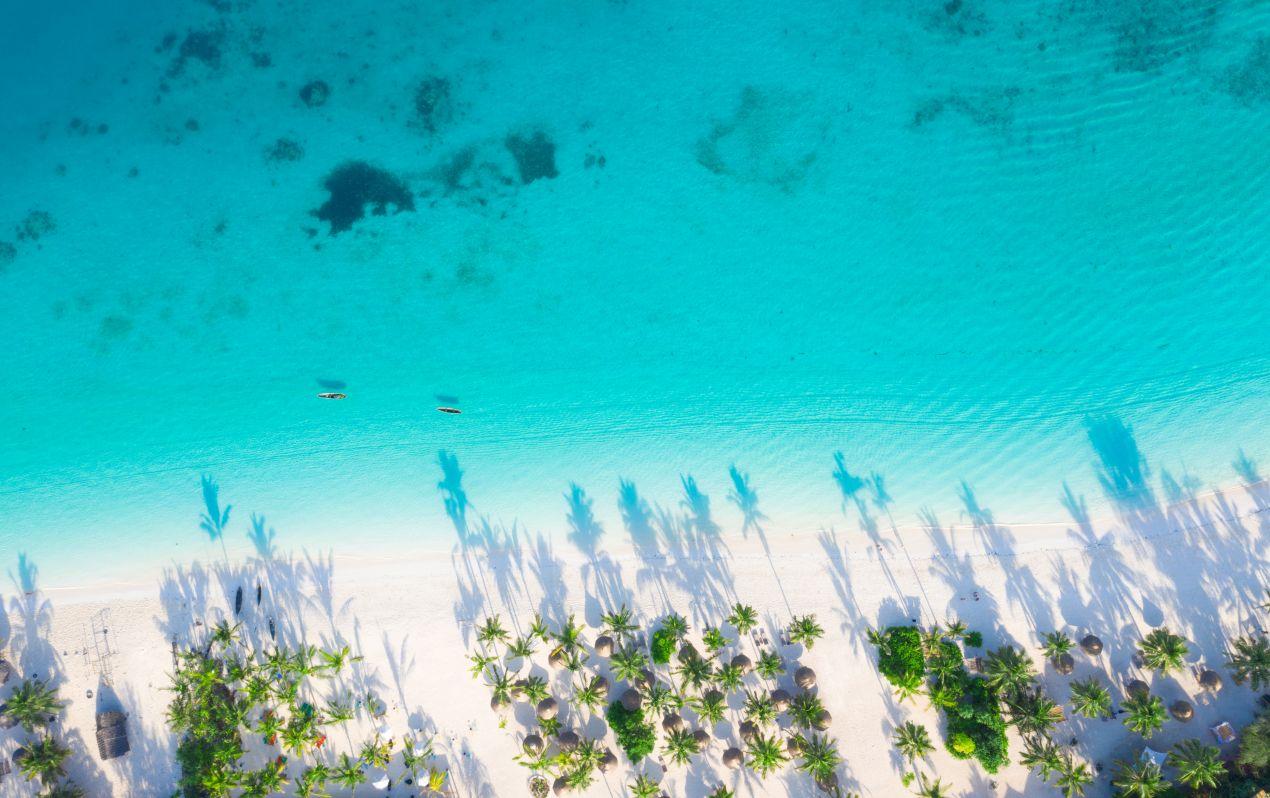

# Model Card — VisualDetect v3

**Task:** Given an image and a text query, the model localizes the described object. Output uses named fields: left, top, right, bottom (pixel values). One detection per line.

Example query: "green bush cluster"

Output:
left=650, top=628, right=677, bottom=665
left=875, top=626, right=924, bottom=689
left=606, top=701, right=656, bottom=763
left=963, top=630, right=983, bottom=648
left=941, top=674, right=1007, bottom=773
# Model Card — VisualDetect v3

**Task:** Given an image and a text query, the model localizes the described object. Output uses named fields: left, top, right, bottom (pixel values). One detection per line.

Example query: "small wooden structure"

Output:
left=96, top=711, right=130, bottom=760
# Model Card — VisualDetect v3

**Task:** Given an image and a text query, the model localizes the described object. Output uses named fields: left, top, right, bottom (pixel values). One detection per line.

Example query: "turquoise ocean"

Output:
left=1, top=0, right=1268, bottom=586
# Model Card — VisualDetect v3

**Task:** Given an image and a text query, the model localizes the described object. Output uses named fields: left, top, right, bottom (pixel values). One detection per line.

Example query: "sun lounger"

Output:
left=1211, top=722, right=1237, bottom=745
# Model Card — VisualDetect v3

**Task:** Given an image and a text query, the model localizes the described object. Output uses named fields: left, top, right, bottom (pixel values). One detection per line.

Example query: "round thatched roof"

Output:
left=771, top=689, right=791, bottom=711
left=621, top=688, right=642, bottom=712
left=592, top=676, right=610, bottom=698
left=0, top=658, right=12, bottom=686
left=1170, top=700, right=1194, bottom=721
left=599, top=749, right=618, bottom=772
left=523, top=734, right=545, bottom=755
left=796, top=666, right=817, bottom=690
left=1054, top=653, right=1075, bottom=675
left=1127, top=679, right=1150, bottom=699
left=663, top=714, right=684, bottom=733
left=731, top=654, right=752, bottom=673
left=692, top=728, right=710, bottom=746
left=490, top=694, right=510, bottom=713
left=1199, top=670, right=1222, bottom=691
left=1080, top=635, right=1103, bottom=656
left=817, top=773, right=839, bottom=792
left=814, top=710, right=833, bottom=731
left=553, top=775, right=570, bottom=795
left=787, top=735, right=803, bottom=754
left=723, top=747, right=743, bottom=768
left=739, top=720, right=758, bottom=742
left=536, top=697, right=558, bottom=719
left=557, top=730, right=580, bottom=750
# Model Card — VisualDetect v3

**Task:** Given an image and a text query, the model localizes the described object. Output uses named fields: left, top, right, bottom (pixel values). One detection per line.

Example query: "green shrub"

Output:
left=949, top=732, right=976, bottom=757
left=875, top=626, right=924, bottom=688
left=943, top=675, right=1007, bottom=773
left=650, top=629, right=676, bottom=665
left=964, top=630, right=983, bottom=648
left=606, top=701, right=655, bottom=763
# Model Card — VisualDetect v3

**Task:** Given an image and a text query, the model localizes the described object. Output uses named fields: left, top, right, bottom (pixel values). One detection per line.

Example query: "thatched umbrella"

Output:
left=814, top=710, right=832, bottom=731
left=692, top=728, right=710, bottom=747
left=96, top=711, right=130, bottom=760
left=621, top=688, right=642, bottom=712
left=592, top=676, right=610, bottom=700
left=1199, top=670, right=1222, bottom=692
left=523, top=734, right=545, bottom=755
left=739, top=720, right=758, bottom=742
left=536, top=697, right=559, bottom=720
left=599, top=749, right=618, bottom=772
left=787, top=736, right=803, bottom=755
left=490, top=694, right=511, bottom=714
left=639, top=669, right=656, bottom=688
left=594, top=635, right=614, bottom=658
left=795, top=667, right=817, bottom=690
left=704, top=688, right=725, bottom=706
left=0, top=706, right=17, bottom=730
left=817, top=773, right=839, bottom=793
left=1080, top=635, right=1103, bottom=656
left=1054, top=653, right=1075, bottom=675
left=1126, top=679, right=1150, bottom=699
left=557, top=730, right=580, bottom=751
left=1170, top=700, right=1194, bottom=722
left=549, top=649, right=568, bottom=668
left=0, top=658, right=12, bottom=685
left=731, top=654, right=753, bottom=674
left=771, top=689, right=791, bottom=713
left=553, top=776, right=570, bottom=795
left=723, top=747, right=743, bottom=769
left=663, top=714, right=684, bottom=733
left=679, top=643, right=698, bottom=662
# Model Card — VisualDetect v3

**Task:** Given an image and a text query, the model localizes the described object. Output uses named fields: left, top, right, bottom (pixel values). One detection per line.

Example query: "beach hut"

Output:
left=787, top=735, right=803, bottom=755
left=723, top=747, right=743, bottom=769
left=1170, top=700, right=1194, bottom=722
left=1199, top=670, right=1223, bottom=692
left=796, top=667, right=817, bottom=690
left=1080, top=635, right=1104, bottom=656
left=553, top=775, right=570, bottom=795
left=96, top=711, right=130, bottom=760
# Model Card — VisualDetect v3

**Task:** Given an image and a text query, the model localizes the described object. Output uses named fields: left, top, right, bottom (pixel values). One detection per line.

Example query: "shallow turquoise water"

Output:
left=1, top=0, right=1268, bottom=584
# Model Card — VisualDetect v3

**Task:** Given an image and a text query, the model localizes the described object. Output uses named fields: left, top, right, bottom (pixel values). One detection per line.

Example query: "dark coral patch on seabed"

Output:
left=505, top=131, right=559, bottom=184
left=313, top=161, right=415, bottom=235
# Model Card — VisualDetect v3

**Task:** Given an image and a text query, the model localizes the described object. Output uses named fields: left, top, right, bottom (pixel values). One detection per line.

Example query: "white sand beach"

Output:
left=2, top=469, right=1266, bottom=797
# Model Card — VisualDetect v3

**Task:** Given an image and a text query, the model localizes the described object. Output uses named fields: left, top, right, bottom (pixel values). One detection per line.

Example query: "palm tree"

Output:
left=4, top=679, right=65, bottom=731
left=789, top=691, right=826, bottom=730
left=254, top=711, right=284, bottom=746
left=728, top=603, right=758, bottom=636
left=39, top=782, right=87, bottom=798
left=17, top=737, right=70, bottom=784
left=692, top=691, right=727, bottom=726
left=529, top=613, right=552, bottom=643
left=1138, top=628, right=1188, bottom=674
left=520, top=675, right=550, bottom=705
left=1171, top=739, right=1225, bottom=792
left=663, top=728, right=700, bottom=766
left=1112, top=758, right=1167, bottom=798
left=707, top=787, right=735, bottom=798
left=945, top=620, right=968, bottom=639
left=913, top=777, right=952, bottom=797
left=1122, top=692, right=1168, bottom=738
left=675, top=655, right=714, bottom=693
left=1068, top=677, right=1111, bottom=719
left=643, top=682, right=682, bottom=717
left=788, top=615, right=825, bottom=650
left=892, top=721, right=933, bottom=764
left=983, top=646, right=1036, bottom=696
left=702, top=627, right=729, bottom=655
left=746, top=732, right=788, bottom=777
left=478, top=615, right=510, bottom=650
left=1054, top=756, right=1093, bottom=798
left=662, top=613, right=689, bottom=640
left=1238, top=711, right=1270, bottom=770
left=715, top=663, right=744, bottom=693
left=296, top=764, right=332, bottom=798
left=1041, top=631, right=1074, bottom=665
left=602, top=605, right=639, bottom=641
left=1018, top=735, right=1063, bottom=780
left=628, top=774, right=661, bottom=798
left=320, top=644, right=361, bottom=674
left=359, top=736, right=393, bottom=770
left=553, top=615, right=585, bottom=659
left=1007, top=688, right=1064, bottom=736
left=755, top=650, right=784, bottom=680
left=508, top=635, right=536, bottom=660
left=467, top=652, right=497, bottom=680
left=610, top=647, right=649, bottom=683
left=575, top=676, right=608, bottom=714
left=325, top=698, right=355, bottom=723
left=743, top=691, right=777, bottom=726
left=1226, top=634, right=1270, bottom=689
left=797, top=733, right=842, bottom=783
left=332, top=754, right=366, bottom=792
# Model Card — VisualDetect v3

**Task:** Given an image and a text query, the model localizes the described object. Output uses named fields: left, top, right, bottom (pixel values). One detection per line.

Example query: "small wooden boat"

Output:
left=317, top=392, right=347, bottom=400
left=437, top=406, right=462, bottom=414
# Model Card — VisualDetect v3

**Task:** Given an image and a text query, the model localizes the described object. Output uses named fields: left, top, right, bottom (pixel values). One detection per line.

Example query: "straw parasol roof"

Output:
left=814, top=710, right=832, bottom=731
left=599, top=749, right=618, bottom=772
left=739, top=720, right=758, bottom=742
left=523, top=734, right=545, bottom=755
left=723, top=747, right=743, bottom=768
left=536, top=697, right=558, bottom=720
left=96, top=711, right=130, bottom=760
left=817, top=773, right=839, bottom=793
left=787, top=735, right=803, bottom=754
left=1080, top=635, right=1103, bottom=656
left=553, top=776, right=570, bottom=795
left=663, top=714, right=684, bottom=733
left=771, top=689, right=791, bottom=712
left=796, top=667, right=817, bottom=690
left=731, top=654, right=752, bottom=674
left=592, top=676, right=610, bottom=699
left=1054, top=653, right=1075, bottom=675
left=1199, top=670, right=1222, bottom=691
left=692, top=729, right=710, bottom=747
left=594, top=635, right=614, bottom=658
left=557, top=730, right=580, bottom=751
left=0, top=657, right=12, bottom=685
left=1127, top=679, right=1150, bottom=699
left=621, top=688, right=642, bottom=712
left=1170, top=700, right=1194, bottom=722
